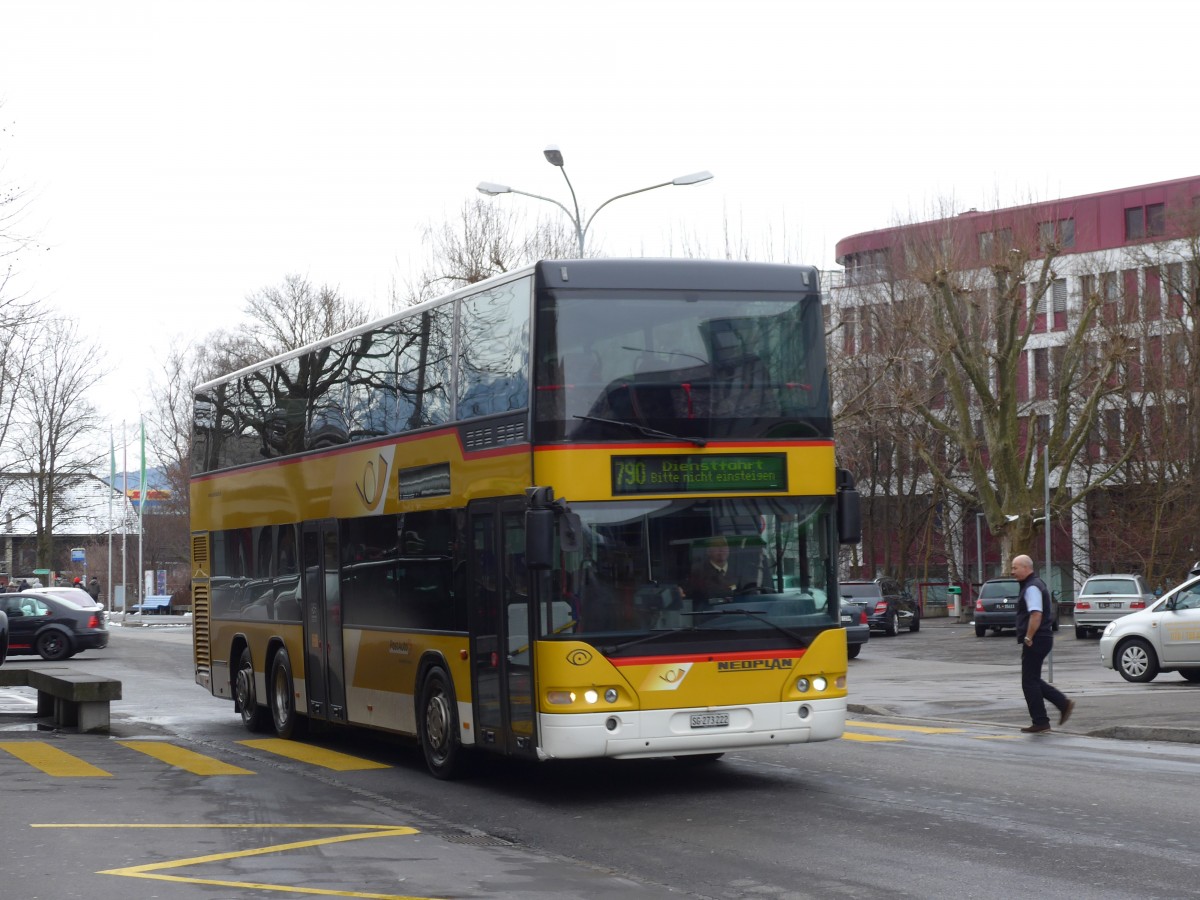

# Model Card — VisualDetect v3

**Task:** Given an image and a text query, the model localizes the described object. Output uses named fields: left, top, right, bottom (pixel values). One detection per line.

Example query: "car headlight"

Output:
left=1102, top=622, right=1116, bottom=637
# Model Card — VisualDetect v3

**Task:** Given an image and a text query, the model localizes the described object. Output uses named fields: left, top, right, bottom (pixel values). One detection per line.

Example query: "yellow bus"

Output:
left=191, top=258, right=861, bottom=778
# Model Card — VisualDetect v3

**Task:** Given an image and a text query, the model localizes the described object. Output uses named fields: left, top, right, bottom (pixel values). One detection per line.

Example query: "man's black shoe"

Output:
left=1020, top=723, right=1051, bottom=734
left=1060, top=700, right=1076, bottom=726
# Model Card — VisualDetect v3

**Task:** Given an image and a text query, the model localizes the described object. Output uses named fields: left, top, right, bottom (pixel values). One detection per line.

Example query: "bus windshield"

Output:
left=545, top=497, right=837, bottom=656
left=534, top=287, right=830, bottom=442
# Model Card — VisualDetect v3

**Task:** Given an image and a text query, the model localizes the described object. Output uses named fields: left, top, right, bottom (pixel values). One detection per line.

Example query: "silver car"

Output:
left=1100, top=576, right=1200, bottom=682
left=1074, top=574, right=1156, bottom=638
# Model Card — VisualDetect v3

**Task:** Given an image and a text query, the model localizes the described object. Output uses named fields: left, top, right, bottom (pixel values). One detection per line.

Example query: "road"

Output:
left=2, top=618, right=1199, bottom=899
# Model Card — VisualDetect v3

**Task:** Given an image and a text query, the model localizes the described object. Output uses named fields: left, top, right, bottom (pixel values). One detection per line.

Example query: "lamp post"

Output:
left=975, top=512, right=987, bottom=587
left=477, top=145, right=713, bottom=256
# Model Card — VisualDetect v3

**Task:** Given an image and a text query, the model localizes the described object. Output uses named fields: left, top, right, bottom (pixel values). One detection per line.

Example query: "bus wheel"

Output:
left=269, top=648, right=306, bottom=740
left=419, top=666, right=467, bottom=779
left=235, top=648, right=270, bottom=733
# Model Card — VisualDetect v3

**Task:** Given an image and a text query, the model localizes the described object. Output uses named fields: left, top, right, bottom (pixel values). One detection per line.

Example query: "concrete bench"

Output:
left=0, top=667, right=122, bottom=733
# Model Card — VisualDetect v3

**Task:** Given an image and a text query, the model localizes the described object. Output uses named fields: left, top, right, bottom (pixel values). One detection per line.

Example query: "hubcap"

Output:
left=1122, top=647, right=1147, bottom=677
left=425, top=692, right=450, bottom=762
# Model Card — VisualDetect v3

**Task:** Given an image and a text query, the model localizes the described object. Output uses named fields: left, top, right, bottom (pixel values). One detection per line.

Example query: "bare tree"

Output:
left=244, top=275, right=374, bottom=358
left=16, top=316, right=108, bottom=568
left=834, top=205, right=1133, bottom=569
left=399, top=199, right=580, bottom=307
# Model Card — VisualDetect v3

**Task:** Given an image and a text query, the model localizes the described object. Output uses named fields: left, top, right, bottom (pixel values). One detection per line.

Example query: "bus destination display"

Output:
left=611, top=454, right=787, bottom=495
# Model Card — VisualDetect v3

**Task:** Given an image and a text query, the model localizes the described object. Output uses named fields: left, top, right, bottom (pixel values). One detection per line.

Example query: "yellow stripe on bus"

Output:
left=0, top=741, right=111, bottom=777
left=239, top=739, right=391, bottom=771
left=118, top=741, right=255, bottom=776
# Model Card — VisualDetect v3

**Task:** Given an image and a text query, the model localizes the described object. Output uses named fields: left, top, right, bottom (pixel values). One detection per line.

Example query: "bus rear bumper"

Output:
left=536, top=698, right=846, bottom=760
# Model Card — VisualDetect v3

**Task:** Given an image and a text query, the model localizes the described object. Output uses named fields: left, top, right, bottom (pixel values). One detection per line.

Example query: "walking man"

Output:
left=1012, top=554, right=1075, bottom=733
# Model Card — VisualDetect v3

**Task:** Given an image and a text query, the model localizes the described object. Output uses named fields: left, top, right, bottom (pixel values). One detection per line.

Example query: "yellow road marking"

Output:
left=841, top=732, right=903, bottom=742
left=239, top=738, right=391, bottom=771
left=34, top=824, right=437, bottom=900
left=0, top=741, right=111, bottom=777
left=845, top=720, right=965, bottom=734
left=118, top=741, right=255, bottom=776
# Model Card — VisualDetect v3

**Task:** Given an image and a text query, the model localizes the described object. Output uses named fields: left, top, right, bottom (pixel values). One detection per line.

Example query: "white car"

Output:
left=1100, top=575, right=1200, bottom=682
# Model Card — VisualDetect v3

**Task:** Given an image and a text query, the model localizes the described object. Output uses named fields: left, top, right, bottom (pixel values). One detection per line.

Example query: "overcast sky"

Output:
left=1, top=0, right=1196, bottom=450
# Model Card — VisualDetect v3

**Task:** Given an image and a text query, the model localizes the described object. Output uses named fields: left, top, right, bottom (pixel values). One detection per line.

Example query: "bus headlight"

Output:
left=605, top=688, right=618, bottom=703
left=812, top=676, right=828, bottom=691
left=796, top=677, right=810, bottom=693
left=583, top=689, right=599, bottom=704
left=547, top=690, right=576, bottom=705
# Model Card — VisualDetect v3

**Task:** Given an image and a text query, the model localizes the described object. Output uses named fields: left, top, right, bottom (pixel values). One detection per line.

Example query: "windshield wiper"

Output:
left=682, top=608, right=809, bottom=645
left=601, top=625, right=699, bottom=655
left=574, top=414, right=706, bottom=447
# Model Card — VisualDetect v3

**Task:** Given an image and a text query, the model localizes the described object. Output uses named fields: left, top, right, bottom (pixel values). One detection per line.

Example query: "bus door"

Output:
left=467, top=498, right=537, bottom=758
left=300, top=519, right=348, bottom=724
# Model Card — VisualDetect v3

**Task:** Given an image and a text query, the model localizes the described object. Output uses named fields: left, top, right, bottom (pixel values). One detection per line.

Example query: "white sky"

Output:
left=1, top=0, right=1197, bottom=449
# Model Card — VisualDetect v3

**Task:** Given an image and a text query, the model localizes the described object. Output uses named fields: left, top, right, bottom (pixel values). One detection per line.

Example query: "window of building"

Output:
left=1037, top=218, right=1075, bottom=250
left=1033, top=348, right=1049, bottom=400
left=1125, top=203, right=1166, bottom=240
left=1125, top=207, right=1145, bottom=240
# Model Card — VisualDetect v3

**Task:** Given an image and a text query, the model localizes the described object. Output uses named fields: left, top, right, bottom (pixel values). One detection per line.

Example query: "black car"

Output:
left=0, top=590, right=109, bottom=661
left=839, top=578, right=920, bottom=635
left=974, top=578, right=1020, bottom=637
left=840, top=602, right=870, bottom=658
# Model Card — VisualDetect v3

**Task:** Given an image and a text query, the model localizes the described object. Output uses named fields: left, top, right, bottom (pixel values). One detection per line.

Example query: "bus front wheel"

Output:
left=419, top=665, right=467, bottom=780
left=269, top=648, right=306, bottom=740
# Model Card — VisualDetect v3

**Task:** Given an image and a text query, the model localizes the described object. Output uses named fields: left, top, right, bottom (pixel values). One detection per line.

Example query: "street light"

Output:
left=477, top=145, right=713, bottom=255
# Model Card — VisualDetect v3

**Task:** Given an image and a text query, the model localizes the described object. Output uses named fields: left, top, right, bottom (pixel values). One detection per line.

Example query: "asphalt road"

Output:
left=2, top=617, right=1200, bottom=899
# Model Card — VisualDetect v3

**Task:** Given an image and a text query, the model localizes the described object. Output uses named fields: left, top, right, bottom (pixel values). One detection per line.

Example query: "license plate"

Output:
left=840, top=614, right=852, bottom=623
left=1099, top=601, right=1121, bottom=609
left=690, top=712, right=730, bottom=729
left=996, top=603, right=1014, bottom=610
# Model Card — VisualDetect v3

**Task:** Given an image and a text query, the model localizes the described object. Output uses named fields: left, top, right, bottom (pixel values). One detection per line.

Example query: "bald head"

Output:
left=1010, top=555, right=1034, bottom=579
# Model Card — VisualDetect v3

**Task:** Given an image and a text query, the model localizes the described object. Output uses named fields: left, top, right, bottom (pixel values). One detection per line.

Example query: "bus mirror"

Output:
left=559, top=511, right=583, bottom=554
left=836, top=468, right=861, bottom=545
left=526, top=508, right=555, bottom=570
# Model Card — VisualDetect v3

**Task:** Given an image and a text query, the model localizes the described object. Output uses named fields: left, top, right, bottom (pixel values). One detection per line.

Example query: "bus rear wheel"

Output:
left=419, top=665, right=467, bottom=779
left=235, top=647, right=270, bottom=733
left=269, top=648, right=306, bottom=739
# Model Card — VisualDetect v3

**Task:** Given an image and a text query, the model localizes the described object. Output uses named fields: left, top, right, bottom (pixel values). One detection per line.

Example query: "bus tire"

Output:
left=269, top=648, right=306, bottom=740
left=235, top=647, right=271, bottom=733
left=419, top=665, right=467, bottom=780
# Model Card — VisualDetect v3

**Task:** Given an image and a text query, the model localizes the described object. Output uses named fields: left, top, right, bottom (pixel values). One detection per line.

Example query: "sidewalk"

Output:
left=848, top=616, right=1200, bottom=743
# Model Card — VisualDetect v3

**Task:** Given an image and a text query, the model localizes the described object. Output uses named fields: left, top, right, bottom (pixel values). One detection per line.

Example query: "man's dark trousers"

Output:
left=1022, top=633, right=1068, bottom=727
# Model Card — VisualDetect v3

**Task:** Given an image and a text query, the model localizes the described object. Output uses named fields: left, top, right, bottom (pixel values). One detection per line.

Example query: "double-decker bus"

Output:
left=191, top=258, right=861, bottom=778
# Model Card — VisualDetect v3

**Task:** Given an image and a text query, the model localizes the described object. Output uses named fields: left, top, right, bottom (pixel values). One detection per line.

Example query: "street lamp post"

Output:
left=477, top=145, right=713, bottom=256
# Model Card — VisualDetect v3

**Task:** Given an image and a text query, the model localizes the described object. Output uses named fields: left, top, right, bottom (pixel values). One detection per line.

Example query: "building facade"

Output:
left=830, top=175, right=1200, bottom=599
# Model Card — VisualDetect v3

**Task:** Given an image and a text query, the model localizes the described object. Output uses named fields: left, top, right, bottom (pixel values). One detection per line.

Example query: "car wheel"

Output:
left=419, top=665, right=468, bottom=779
left=975, top=624, right=986, bottom=637
left=1178, top=668, right=1200, bottom=683
left=886, top=611, right=899, bottom=636
left=269, top=648, right=307, bottom=739
left=36, top=630, right=71, bottom=661
left=235, top=647, right=271, bottom=733
left=1116, top=638, right=1160, bottom=683
left=1075, top=626, right=1088, bottom=639
left=909, top=612, right=920, bottom=633
left=847, top=642, right=861, bottom=659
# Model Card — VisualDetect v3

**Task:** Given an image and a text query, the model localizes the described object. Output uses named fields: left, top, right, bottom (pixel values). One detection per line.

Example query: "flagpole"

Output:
left=108, top=428, right=114, bottom=611
left=121, top=421, right=127, bottom=612
left=138, top=418, right=146, bottom=605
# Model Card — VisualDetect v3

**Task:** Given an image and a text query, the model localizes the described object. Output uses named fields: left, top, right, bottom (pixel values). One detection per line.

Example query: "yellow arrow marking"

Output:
left=33, top=824, right=439, bottom=900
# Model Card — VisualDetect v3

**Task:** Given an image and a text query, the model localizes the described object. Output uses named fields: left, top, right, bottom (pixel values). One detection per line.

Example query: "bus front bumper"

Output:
left=536, top=698, right=846, bottom=760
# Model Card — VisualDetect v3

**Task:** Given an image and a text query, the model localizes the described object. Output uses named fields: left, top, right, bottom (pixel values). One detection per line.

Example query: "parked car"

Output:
left=838, top=578, right=919, bottom=635
left=1100, top=575, right=1200, bottom=682
left=0, top=607, right=7, bottom=666
left=0, top=590, right=109, bottom=661
left=974, top=578, right=1020, bottom=637
left=1074, top=574, right=1156, bottom=638
left=840, top=602, right=870, bottom=658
